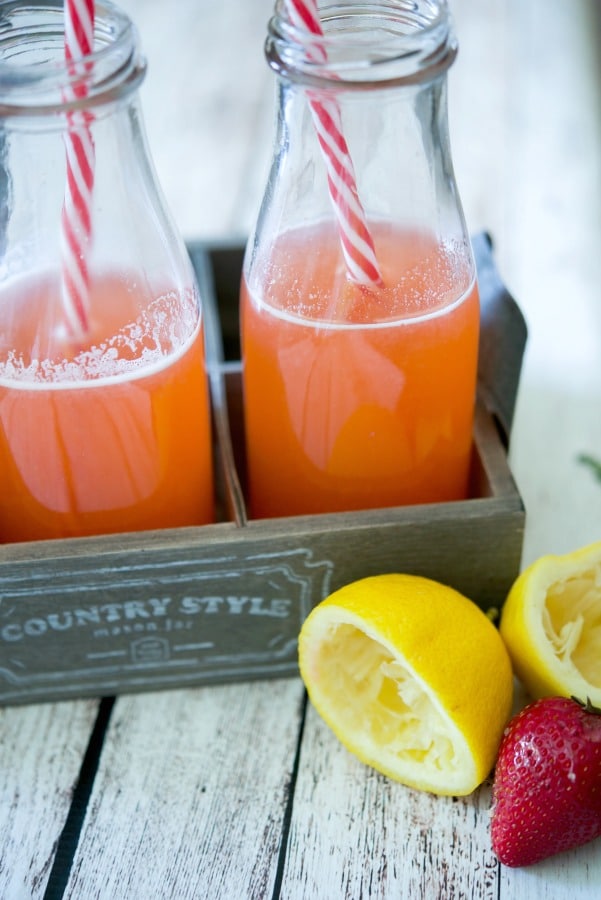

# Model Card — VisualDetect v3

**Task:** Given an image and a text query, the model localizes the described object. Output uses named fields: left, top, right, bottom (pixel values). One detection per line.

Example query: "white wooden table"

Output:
left=1, top=1, right=601, bottom=897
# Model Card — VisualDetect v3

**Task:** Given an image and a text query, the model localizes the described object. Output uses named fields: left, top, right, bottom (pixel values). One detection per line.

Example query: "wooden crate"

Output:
left=0, top=233, right=526, bottom=706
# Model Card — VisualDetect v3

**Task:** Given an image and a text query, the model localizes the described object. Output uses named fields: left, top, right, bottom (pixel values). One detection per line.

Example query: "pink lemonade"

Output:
left=241, top=224, right=480, bottom=518
left=0, top=272, right=214, bottom=542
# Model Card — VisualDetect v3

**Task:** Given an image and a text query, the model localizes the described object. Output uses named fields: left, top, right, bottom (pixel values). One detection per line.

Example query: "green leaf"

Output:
left=577, top=453, right=601, bottom=485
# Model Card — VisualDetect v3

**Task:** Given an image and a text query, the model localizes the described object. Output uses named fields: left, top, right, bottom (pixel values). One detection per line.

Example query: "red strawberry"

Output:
left=491, top=695, right=601, bottom=867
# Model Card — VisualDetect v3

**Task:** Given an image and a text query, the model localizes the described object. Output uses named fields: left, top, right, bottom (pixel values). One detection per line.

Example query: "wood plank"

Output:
left=499, top=840, right=601, bottom=900
left=0, top=700, right=99, bottom=899
left=281, top=705, right=499, bottom=899
left=64, top=679, right=305, bottom=898
left=284, top=703, right=601, bottom=899
left=0, top=404, right=522, bottom=707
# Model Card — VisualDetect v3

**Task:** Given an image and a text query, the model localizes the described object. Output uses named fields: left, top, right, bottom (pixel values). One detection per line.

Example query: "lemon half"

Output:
left=500, top=539, right=601, bottom=704
left=298, top=574, right=513, bottom=796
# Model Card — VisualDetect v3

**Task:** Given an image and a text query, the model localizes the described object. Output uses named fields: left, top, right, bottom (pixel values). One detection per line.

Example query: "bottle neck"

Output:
left=266, top=0, right=457, bottom=90
left=0, top=0, right=145, bottom=118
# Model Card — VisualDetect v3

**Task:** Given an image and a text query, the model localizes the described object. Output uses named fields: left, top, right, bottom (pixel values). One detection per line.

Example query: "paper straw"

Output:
left=286, top=0, right=383, bottom=286
left=61, top=0, right=95, bottom=339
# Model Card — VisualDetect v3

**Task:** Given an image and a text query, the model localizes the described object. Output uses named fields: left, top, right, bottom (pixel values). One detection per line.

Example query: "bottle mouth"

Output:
left=0, top=0, right=145, bottom=115
left=266, top=0, right=457, bottom=89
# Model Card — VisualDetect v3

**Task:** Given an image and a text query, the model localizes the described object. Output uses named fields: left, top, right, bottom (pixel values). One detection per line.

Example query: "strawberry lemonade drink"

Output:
left=241, top=0, right=481, bottom=518
left=0, top=273, right=214, bottom=542
left=0, top=0, right=215, bottom=542
left=241, top=224, right=480, bottom=518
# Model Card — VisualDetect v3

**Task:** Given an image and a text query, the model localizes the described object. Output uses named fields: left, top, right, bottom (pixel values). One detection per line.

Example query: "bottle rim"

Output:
left=266, top=0, right=457, bottom=90
left=0, top=0, right=145, bottom=116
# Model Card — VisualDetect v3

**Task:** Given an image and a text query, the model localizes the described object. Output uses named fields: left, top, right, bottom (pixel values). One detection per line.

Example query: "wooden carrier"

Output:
left=0, top=233, right=527, bottom=706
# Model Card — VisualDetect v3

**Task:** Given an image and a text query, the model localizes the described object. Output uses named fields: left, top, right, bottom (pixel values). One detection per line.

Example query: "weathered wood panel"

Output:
left=281, top=704, right=499, bottom=899
left=499, top=842, right=601, bottom=900
left=0, top=701, right=99, bottom=899
left=63, top=680, right=305, bottom=899
left=283, top=703, right=601, bottom=899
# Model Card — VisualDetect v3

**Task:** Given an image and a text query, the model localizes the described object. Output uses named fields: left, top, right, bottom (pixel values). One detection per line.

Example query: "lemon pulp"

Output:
left=317, top=620, right=463, bottom=775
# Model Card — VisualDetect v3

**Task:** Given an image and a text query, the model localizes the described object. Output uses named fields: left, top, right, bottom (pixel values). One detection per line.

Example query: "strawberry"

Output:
left=490, top=695, right=601, bottom=867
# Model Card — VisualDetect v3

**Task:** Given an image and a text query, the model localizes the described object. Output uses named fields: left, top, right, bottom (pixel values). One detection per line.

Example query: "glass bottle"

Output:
left=0, top=0, right=214, bottom=542
left=240, top=0, right=480, bottom=518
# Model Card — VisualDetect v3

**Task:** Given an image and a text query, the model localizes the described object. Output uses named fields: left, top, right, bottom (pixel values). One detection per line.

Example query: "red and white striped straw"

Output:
left=286, top=0, right=383, bottom=286
left=61, top=0, right=95, bottom=339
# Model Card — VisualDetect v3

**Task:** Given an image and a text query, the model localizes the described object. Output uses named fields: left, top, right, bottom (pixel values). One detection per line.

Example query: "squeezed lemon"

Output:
left=298, top=574, right=513, bottom=796
left=500, top=539, right=601, bottom=704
